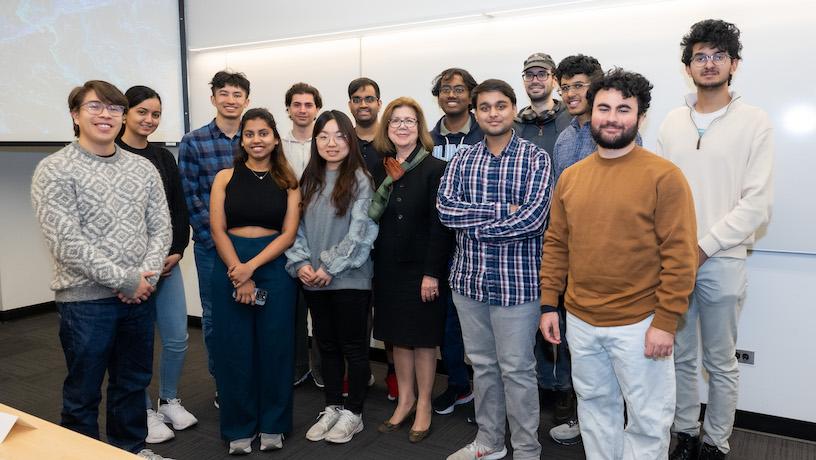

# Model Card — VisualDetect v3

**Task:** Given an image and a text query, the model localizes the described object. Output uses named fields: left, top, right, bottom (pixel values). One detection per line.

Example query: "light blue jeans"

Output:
left=193, top=242, right=216, bottom=378
left=452, top=291, right=541, bottom=460
left=568, top=313, right=675, bottom=460
left=673, top=257, right=746, bottom=454
left=145, top=263, right=189, bottom=407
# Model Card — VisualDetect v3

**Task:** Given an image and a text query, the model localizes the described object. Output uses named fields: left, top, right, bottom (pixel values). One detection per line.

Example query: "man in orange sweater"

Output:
left=539, top=69, right=698, bottom=460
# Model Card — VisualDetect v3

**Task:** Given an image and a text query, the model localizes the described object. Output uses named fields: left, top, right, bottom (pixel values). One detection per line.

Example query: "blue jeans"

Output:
left=145, top=264, right=189, bottom=408
left=534, top=308, right=572, bottom=390
left=58, top=297, right=155, bottom=454
left=193, top=242, right=216, bottom=378
left=440, top=291, right=470, bottom=391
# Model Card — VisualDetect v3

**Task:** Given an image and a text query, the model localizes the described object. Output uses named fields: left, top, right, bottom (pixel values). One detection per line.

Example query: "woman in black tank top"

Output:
left=208, top=108, right=301, bottom=454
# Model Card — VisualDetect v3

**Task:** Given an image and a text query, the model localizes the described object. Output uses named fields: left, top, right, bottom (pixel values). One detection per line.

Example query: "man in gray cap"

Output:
left=514, top=52, right=572, bottom=155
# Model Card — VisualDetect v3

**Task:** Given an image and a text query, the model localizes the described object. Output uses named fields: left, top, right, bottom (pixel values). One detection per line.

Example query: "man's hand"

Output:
left=297, top=265, right=317, bottom=287
left=116, top=271, right=157, bottom=304
left=697, top=246, right=708, bottom=267
left=644, top=326, right=674, bottom=358
left=161, top=254, right=182, bottom=277
left=540, top=312, right=561, bottom=344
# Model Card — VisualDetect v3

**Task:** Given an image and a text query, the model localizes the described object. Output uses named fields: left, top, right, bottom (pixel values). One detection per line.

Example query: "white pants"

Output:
left=567, top=313, right=676, bottom=460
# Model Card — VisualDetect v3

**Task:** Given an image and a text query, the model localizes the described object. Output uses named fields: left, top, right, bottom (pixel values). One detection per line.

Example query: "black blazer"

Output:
left=371, top=147, right=453, bottom=280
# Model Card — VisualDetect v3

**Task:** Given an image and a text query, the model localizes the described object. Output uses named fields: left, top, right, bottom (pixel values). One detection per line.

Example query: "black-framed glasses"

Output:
left=439, top=86, right=467, bottom=95
left=388, top=118, right=418, bottom=128
left=80, top=100, right=125, bottom=116
left=316, top=132, right=349, bottom=144
left=351, top=95, right=378, bottom=104
left=522, top=71, right=551, bottom=82
left=557, top=82, right=591, bottom=95
left=691, top=52, right=730, bottom=67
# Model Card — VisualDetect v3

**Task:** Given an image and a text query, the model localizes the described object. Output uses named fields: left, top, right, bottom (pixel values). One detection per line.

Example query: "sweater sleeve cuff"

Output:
left=699, top=234, right=720, bottom=257
left=540, top=305, right=558, bottom=314
left=540, top=289, right=560, bottom=308
left=120, top=271, right=143, bottom=298
left=650, top=310, right=679, bottom=335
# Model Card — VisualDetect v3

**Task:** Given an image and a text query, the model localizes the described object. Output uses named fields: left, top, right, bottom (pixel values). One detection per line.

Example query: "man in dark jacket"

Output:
left=514, top=53, right=571, bottom=155
left=429, top=68, right=484, bottom=162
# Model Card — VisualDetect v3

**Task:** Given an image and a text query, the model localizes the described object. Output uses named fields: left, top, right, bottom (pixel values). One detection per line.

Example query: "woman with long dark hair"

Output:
left=116, top=86, right=196, bottom=445
left=285, top=110, right=378, bottom=444
left=209, top=108, right=300, bottom=455
left=370, top=97, right=453, bottom=443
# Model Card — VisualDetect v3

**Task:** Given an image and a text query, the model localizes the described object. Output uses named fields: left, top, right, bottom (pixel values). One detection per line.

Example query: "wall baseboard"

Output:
left=3, top=306, right=813, bottom=441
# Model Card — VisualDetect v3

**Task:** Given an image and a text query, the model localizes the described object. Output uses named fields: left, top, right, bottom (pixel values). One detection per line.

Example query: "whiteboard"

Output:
left=0, top=0, right=185, bottom=142
left=187, top=0, right=816, bottom=254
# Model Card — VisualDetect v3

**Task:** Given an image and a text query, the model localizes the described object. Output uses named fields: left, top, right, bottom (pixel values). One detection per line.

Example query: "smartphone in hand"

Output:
left=232, top=288, right=268, bottom=306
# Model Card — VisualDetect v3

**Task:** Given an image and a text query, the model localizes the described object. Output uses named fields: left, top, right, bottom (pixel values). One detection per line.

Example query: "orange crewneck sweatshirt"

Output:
left=539, top=145, right=697, bottom=334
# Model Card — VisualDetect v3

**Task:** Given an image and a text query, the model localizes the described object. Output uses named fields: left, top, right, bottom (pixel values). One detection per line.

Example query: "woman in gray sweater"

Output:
left=285, top=110, right=378, bottom=445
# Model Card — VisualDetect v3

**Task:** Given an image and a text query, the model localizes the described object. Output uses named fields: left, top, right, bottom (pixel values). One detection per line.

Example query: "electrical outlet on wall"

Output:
left=736, top=349, right=755, bottom=365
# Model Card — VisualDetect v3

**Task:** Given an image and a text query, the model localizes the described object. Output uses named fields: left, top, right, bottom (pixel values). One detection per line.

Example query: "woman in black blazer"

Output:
left=370, top=97, right=452, bottom=442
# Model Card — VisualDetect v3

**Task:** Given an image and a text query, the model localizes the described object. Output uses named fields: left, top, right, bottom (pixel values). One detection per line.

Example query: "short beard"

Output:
left=693, top=72, right=731, bottom=90
left=527, top=90, right=552, bottom=104
left=354, top=117, right=376, bottom=129
left=591, top=121, right=639, bottom=149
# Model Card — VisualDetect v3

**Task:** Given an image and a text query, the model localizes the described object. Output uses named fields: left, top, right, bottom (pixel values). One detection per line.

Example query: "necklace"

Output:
left=248, top=167, right=269, bottom=180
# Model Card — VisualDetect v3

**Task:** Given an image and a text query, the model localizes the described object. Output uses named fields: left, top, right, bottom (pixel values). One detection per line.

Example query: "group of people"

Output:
left=31, top=18, right=772, bottom=460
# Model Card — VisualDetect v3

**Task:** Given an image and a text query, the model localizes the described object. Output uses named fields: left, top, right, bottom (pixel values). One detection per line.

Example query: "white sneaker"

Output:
left=324, top=409, right=363, bottom=444
left=157, top=398, right=198, bottom=430
left=228, top=435, right=256, bottom=455
left=145, top=409, right=174, bottom=444
left=138, top=449, right=176, bottom=460
left=368, top=373, right=376, bottom=386
left=259, top=433, right=283, bottom=451
left=305, top=406, right=341, bottom=441
left=446, top=441, right=508, bottom=460
left=550, top=418, right=582, bottom=445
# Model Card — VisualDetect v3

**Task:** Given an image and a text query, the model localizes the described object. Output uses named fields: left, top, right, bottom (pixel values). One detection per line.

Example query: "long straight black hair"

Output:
left=300, top=110, right=372, bottom=216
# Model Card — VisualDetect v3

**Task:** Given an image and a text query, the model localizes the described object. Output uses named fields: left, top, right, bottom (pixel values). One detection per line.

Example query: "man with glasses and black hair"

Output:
left=659, top=20, right=774, bottom=460
left=514, top=52, right=571, bottom=156
left=348, top=77, right=383, bottom=173
left=428, top=67, right=482, bottom=418
left=32, top=80, right=172, bottom=460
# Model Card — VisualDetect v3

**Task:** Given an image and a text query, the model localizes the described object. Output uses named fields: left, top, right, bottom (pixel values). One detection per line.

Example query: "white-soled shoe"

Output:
left=305, top=405, right=341, bottom=441
left=145, top=409, right=174, bottom=444
left=324, top=409, right=363, bottom=444
left=446, top=441, right=508, bottom=460
left=228, top=435, right=256, bottom=455
left=137, top=449, right=176, bottom=460
left=157, top=398, right=198, bottom=430
left=260, top=433, right=284, bottom=451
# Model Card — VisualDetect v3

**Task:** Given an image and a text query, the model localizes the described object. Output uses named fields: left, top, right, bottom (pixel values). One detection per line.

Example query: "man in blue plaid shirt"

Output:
left=178, top=71, right=250, bottom=407
left=438, top=79, right=552, bottom=460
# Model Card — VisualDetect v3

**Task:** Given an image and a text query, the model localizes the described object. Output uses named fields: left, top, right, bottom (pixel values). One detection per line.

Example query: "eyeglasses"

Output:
left=388, top=118, right=418, bottom=128
left=522, top=71, right=551, bottom=82
left=691, top=52, right=730, bottom=67
left=351, top=95, right=378, bottom=104
left=316, top=132, right=349, bottom=144
left=439, top=86, right=467, bottom=95
left=80, top=100, right=125, bottom=116
left=557, top=82, right=591, bottom=95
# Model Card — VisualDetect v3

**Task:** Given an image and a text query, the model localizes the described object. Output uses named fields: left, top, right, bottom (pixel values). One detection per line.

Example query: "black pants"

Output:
left=303, top=289, right=371, bottom=414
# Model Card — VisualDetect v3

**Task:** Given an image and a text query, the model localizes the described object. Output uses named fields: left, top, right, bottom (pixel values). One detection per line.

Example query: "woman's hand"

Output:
left=420, top=275, right=439, bottom=303
left=234, top=279, right=256, bottom=305
left=229, top=262, right=255, bottom=287
left=161, top=254, right=182, bottom=277
left=312, top=267, right=333, bottom=288
left=297, top=265, right=317, bottom=287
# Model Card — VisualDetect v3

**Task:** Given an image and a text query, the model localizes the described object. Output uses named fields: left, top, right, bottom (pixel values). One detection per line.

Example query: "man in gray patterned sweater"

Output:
left=31, top=80, right=171, bottom=457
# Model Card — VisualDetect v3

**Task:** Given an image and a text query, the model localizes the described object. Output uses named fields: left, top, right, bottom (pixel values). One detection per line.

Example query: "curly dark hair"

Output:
left=587, top=68, right=653, bottom=116
left=431, top=68, right=478, bottom=96
left=554, top=54, right=603, bottom=84
left=681, top=19, right=742, bottom=66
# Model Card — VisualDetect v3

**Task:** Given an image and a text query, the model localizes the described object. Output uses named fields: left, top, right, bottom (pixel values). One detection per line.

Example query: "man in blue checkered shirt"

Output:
left=438, top=79, right=552, bottom=460
left=178, top=71, right=250, bottom=406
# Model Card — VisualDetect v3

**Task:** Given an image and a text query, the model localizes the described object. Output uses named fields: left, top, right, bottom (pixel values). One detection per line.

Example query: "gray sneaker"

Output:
left=324, top=409, right=363, bottom=444
left=550, top=419, right=582, bottom=446
left=228, top=435, right=256, bottom=455
left=305, top=406, right=341, bottom=441
left=446, top=442, right=507, bottom=460
left=138, top=449, right=175, bottom=460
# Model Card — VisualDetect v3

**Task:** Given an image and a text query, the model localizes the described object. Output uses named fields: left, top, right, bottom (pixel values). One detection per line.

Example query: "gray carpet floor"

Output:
left=1, top=311, right=813, bottom=459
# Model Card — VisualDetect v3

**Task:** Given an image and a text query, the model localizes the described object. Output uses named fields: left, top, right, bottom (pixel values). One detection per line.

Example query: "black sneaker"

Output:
left=432, top=387, right=474, bottom=415
left=699, top=443, right=726, bottom=460
left=669, top=432, right=700, bottom=460
left=554, top=389, right=577, bottom=424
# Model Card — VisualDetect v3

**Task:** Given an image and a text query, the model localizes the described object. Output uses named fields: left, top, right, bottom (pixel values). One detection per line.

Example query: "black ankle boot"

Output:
left=669, top=432, right=700, bottom=460
left=699, top=442, right=726, bottom=459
